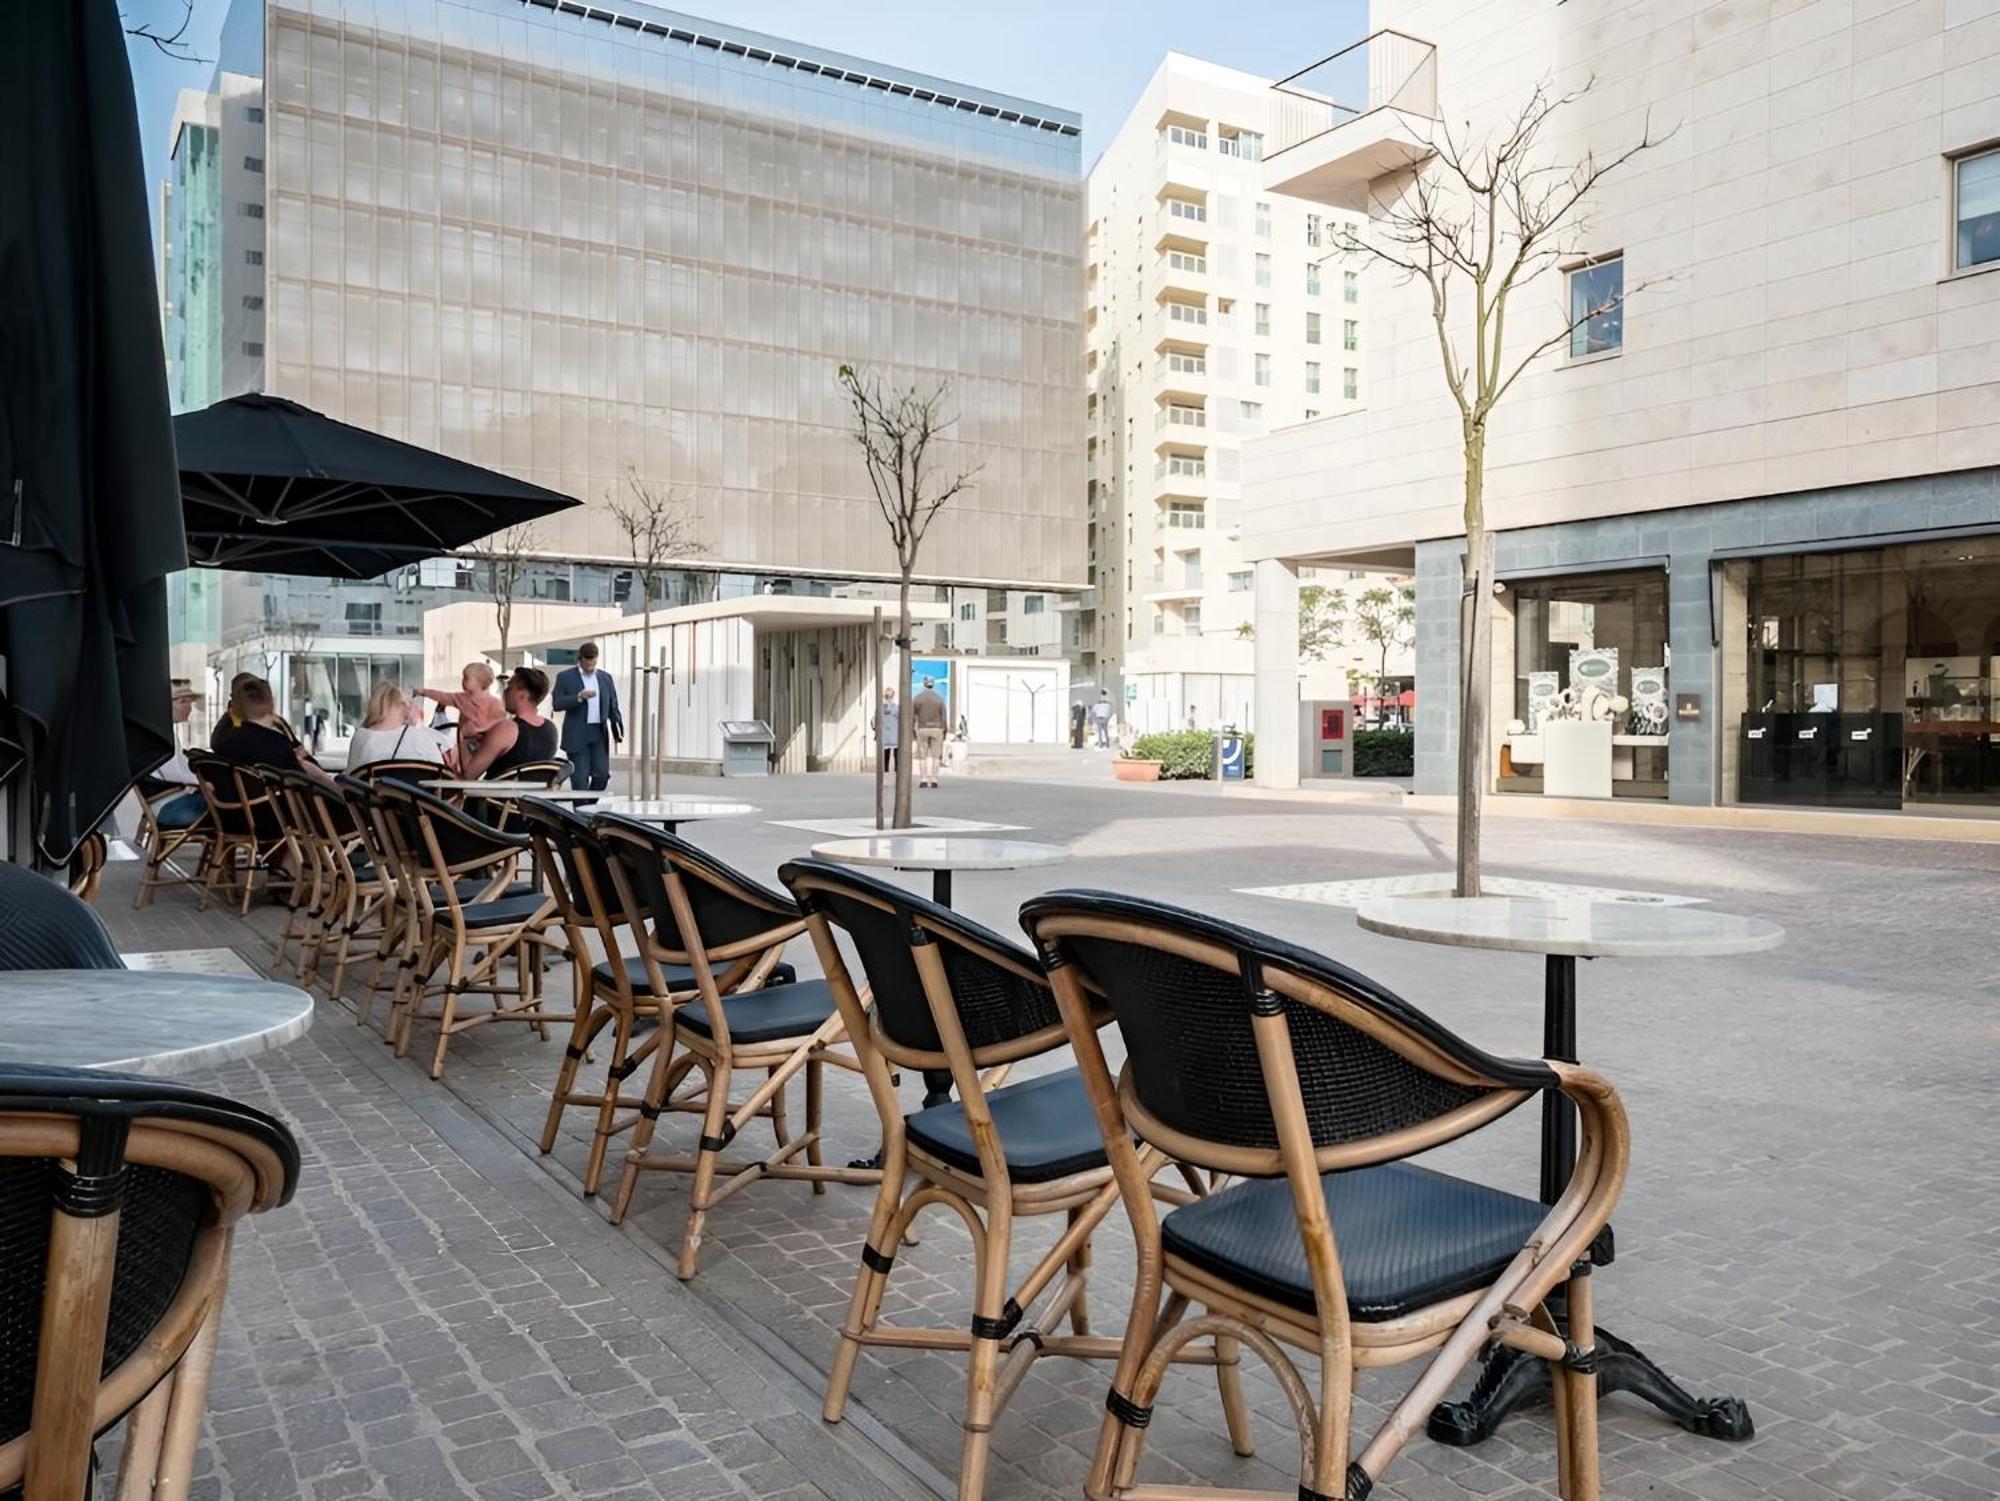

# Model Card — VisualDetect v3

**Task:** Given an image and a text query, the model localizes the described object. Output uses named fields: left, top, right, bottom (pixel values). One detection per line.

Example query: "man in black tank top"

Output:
left=463, top=666, right=560, bottom=780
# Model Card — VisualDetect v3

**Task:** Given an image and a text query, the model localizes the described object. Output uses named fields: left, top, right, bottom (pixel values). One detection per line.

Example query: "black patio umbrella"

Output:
left=175, top=394, right=580, bottom=579
left=0, top=0, right=188, bottom=865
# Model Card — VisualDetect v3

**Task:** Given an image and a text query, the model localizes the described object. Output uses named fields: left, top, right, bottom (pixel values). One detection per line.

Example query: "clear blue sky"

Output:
left=124, top=0, right=1367, bottom=234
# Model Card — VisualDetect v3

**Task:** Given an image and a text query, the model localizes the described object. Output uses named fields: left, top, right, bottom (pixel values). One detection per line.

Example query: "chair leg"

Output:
left=544, top=968, right=600, bottom=1155
left=1214, top=1331, right=1256, bottom=1457
left=1065, top=1204, right=1092, bottom=1337
left=825, top=1142, right=907, bottom=1423
left=582, top=1010, right=633, bottom=1198
left=1561, top=1268, right=1600, bottom=1501
left=113, top=1369, right=173, bottom=1498
left=153, top=1288, right=227, bottom=1501
left=958, top=1200, right=1012, bottom=1501
left=430, top=939, right=469, bottom=1080
left=675, top=1054, right=733, bottom=1279
left=767, top=1064, right=792, bottom=1149
left=805, top=1056, right=825, bottom=1193
left=1100, top=1291, right=1188, bottom=1499
left=609, top=1029, right=686, bottom=1225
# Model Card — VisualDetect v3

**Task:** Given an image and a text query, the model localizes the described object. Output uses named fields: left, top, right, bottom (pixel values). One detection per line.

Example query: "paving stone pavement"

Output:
left=93, top=770, right=2000, bottom=1500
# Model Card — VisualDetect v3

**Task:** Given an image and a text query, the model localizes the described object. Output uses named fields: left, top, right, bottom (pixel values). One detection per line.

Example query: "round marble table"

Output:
left=0, top=970, right=315, bottom=1076
left=581, top=797, right=759, bottom=835
left=809, top=834, right=1070, bottom=908
left=1355, top=894, right=1783, bottom=1448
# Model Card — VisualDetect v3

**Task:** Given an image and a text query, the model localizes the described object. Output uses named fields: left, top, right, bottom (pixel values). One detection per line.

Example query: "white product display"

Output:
left=1526, top=671, right=1561, bottom=730
left=1568, top=647, right=1620, bottom=715
left=1542, top=719, right=1614, bottom=799
left=1628, top=665, right=1669, bottom=737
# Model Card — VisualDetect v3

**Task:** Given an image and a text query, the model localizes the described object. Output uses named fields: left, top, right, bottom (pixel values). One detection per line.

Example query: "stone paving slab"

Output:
left=94, top=770, right=2000, bottom=1500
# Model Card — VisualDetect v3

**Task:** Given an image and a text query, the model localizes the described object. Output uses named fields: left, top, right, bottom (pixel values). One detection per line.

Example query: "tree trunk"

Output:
left=1454, top=431, right=1492, bottom=899
left=639, top=596, right=654, bottom=799
left=892, top=569, right=914, bottom=829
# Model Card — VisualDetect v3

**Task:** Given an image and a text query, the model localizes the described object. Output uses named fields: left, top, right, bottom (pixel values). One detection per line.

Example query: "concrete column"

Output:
left=1252, top=558, right=1300, bottom=789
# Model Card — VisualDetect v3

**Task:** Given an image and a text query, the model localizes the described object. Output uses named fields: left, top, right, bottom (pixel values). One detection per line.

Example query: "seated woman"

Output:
left=346, top=681, right=451, bottom=774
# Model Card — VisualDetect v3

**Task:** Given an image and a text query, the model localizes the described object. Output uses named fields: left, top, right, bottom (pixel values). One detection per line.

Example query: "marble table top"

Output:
left=810, top=835, right=1071, bottom=873
left=1354, top=895, right=1785, bottom=960
left=423, top=779, right=585, bottom=797
left=584, top=798, right=758, bottom=823
left=0, top=970, right=315, bottom=1075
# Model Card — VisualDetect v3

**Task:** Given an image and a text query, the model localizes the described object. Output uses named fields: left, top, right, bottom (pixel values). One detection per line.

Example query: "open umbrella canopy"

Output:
left=175, top=394, right=580, bottom=579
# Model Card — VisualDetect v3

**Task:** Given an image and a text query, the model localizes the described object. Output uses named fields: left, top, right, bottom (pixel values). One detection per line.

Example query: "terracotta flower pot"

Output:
left=1113, top=757, right=1163, bottom=783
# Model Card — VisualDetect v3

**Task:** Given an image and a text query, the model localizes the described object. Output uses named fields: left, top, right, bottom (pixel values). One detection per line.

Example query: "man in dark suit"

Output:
left=551, top=641, right=624, bottom=791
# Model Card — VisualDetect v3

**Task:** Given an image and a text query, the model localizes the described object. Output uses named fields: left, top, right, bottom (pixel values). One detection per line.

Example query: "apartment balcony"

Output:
left=1157, top=249, right=1210, bottom=298
left=1154, top=458, right=1208, bottom=502
left=1153, top=202, right=1209, bottom=252
left=1152, top=403, right=1207, bottom=435
left=1266, top=30, right=1438, bottom=210
left=1152, top=352, right=1208, bottom=400
left=1143, top=583, right=1204, bottom=605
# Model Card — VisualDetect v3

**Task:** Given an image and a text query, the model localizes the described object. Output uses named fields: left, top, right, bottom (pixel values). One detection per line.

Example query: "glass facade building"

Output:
left=196, top=0, right=1083, bottom=588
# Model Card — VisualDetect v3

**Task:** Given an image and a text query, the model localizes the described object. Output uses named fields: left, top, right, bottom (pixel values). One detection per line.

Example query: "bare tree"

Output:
left=124, top=0, right=210, bottom=61
left=1334, top=79, right=1666, bottom=894
left=1297, top=583, right=1347, bottom=664
left=259, top=616, right=319, bottom=727
left=483, top=523, right=542, bottom=668
left=837, top=364, right=980, bottom=829
left=1352, top=584, right=1417, bottom=725
left=609, top=471, right=702, bottom=797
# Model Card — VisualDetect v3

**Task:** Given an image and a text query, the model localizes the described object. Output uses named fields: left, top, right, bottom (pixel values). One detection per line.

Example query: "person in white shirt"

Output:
left=345, top=682, right=449, bottom=774
left=552, top=642, right=624, bottom=791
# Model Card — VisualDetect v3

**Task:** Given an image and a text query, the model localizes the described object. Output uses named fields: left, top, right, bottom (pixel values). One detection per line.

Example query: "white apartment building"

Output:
left=1085, top=55, right=1399, bottom=735
left=1246, top=1, right=2000, bottom=812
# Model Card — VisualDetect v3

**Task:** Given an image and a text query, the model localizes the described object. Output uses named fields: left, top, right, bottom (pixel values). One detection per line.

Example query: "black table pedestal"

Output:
left=1427, top=954, right=1755, bottom=1448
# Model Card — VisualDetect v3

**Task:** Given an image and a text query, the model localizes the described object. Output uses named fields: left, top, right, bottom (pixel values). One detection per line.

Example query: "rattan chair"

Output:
left=783, top=858, right=1230, bottom=1501
left=332, top=776, right=421, bottom=1031
left=0, top=864, right=124, bottom=972
left=0, top=1065, right=298, bottom=1500
left=519, top=798, right=696, bottom=1195
left=63, top=833, right=108, bottom=906
left=594, top=818, right=866, bottom=1277
left=1021, top=892, right=1629, bottom=1501
left=347, top=758, right=449, bottom=788
left=185, top=754, right=289, bottom=915
left=132, top=782, right=214, bottom=910
left=370, top=782, right=563, bottom=1078
left=264, top=771, right=335, bottom=977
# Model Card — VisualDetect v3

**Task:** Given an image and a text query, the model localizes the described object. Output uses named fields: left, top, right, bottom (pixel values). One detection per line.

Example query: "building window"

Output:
left=1255, top=201, right=1271, bottom=238
left=1305, top=362, right=1322, bottom=394
left=1254, top=303, right=1271, bottom=336
left=237, top=202, right=263, bottom=219
left=1217, top=127, right=1263, bottom=159
left=1228, top=570, right=1253, bottom=592
left=1167, top=502, right=1206, bottom=529
left=244, top=249, right=263, bottom=266
left=1255, top=253, right=1271, bottom=288
left=1164, top=123, right=1207, bottom=149
left=241, top=295, right=264, bottom=311
left=1166, top=249, right=1206, bottom=273
left=1306, top=213, right=1323, bottom=248
left=1305, top=263, right=1321, bottom=296
left=1184, top=604, right=1203, bottom=633
left=245, top=106, right=264, bottom=123
left=1343, top=367, right=1359, bottom=400
left=1238, top=399, right=1262, bottom=420
left=1304, top=409, right=1319, bottom=419
left=242, top=341, right=264, bottom=357
left=1165, top=196, right=1206, bottom=223
left=1343, top=319, right=1358, bottom=351
left=959, top=601, right=976, bottom=621
left=1254, top=353, right=1271, bottom=387
left=1306, top=311, right=1321, bottom=344
left=1568, top=253, right=1624, bottom=357
left=1954, top=146, right=2000, bottom=272
left=1022, top=594, right=1045, bottom=615
left=242, top=155, right=264, bottom=173
left=1344, top=270, right=1359, bottom=304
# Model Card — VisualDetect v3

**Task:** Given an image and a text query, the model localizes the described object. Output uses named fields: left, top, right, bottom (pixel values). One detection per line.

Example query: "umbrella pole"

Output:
left=653, top=646, right=666, bottom=798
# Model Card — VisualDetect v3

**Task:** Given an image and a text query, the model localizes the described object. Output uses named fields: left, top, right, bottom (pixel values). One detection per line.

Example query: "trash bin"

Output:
left=719, top=719, right=774, bottom=777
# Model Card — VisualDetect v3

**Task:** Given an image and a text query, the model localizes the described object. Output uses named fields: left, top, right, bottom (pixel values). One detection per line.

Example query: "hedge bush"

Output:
left=1353, top=729, right=1414, bottom=777
left=1127, top=730, right=1255, bottom=780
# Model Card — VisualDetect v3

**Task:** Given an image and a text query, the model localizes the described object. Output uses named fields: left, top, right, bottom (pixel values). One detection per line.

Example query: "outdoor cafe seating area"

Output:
left=0, top=756, right=1687, bottom=1501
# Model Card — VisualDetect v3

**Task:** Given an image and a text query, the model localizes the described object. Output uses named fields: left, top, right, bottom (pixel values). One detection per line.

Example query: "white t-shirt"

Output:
left=346, top=722, right=448, bottom=771
left=579, top=668, right=602, bottom=725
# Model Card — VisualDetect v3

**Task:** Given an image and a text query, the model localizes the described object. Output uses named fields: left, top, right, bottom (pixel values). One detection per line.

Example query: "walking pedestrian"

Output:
left=552, top=641, right=624, bottom=791
left=911, top=676, right=947, bottom=787
left=1092, top=690, right=1112, bottom=749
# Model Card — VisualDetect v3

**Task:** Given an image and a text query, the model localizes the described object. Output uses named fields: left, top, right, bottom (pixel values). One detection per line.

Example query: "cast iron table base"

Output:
left=1426, top=953, right=1755, bottom=1448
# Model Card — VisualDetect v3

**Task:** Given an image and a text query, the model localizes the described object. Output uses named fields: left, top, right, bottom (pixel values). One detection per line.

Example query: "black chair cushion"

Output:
left=905, top=1067, right=1108, bottom=1185
left=455, top=893, right=550, bottom=929
left=674, top=978, right=835, bottom=1045
left=433, top=878, right=536, bottom=904
left=1159, top=1161, right=1546, bottom=1321
left=590, top=956, right=796, bottom=995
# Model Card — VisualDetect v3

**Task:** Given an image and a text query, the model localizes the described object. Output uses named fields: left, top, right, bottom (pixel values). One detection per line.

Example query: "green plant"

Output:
left=1128, top=729, right=1255, bottom=780
left=1353, top=729, right=1415, bottom=777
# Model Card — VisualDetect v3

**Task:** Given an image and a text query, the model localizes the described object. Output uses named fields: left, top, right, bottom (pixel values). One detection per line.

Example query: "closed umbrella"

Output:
left=0, top=0, right=186, bottom=865
left=175, top=394, right=580, bottom=579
